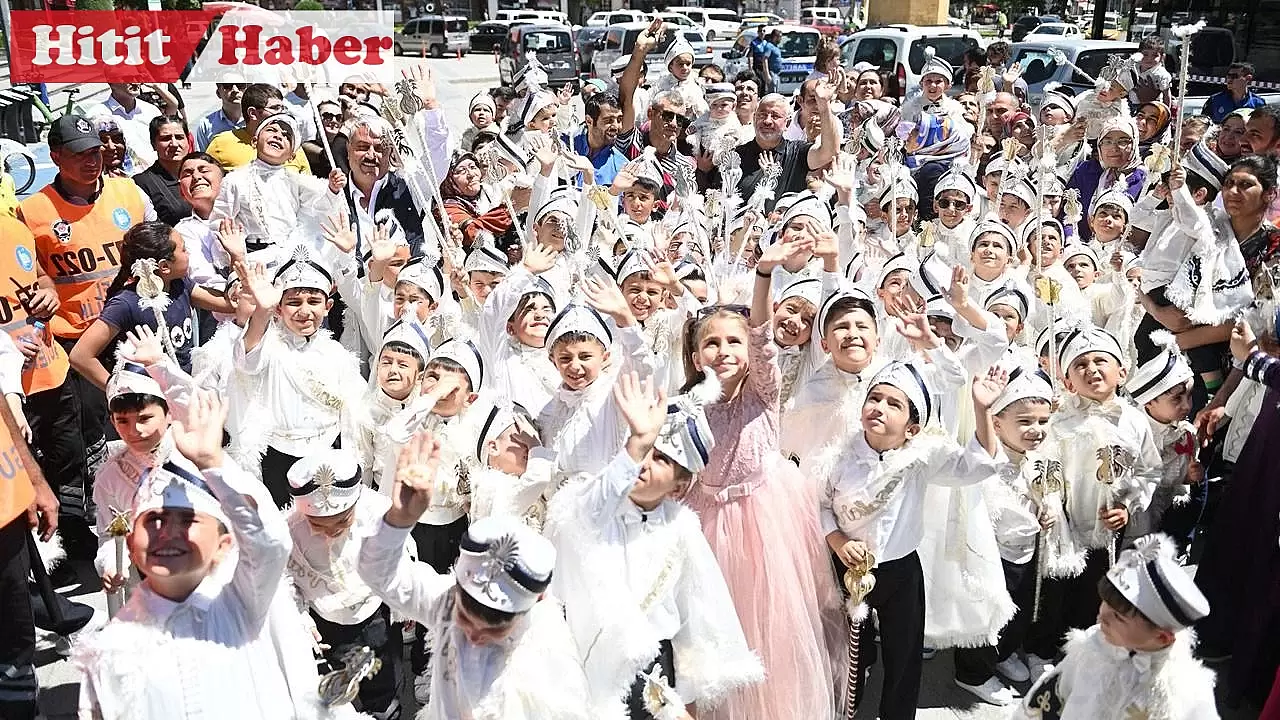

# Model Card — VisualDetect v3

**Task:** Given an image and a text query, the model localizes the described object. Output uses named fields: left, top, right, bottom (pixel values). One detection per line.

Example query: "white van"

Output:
left=801, top=7, right=843, bottom=26
left=666, top=6, right=740, bottom=40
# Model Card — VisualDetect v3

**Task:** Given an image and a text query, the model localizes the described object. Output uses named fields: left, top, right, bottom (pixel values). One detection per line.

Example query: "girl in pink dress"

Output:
left=681, top=239, right=849, bottom=719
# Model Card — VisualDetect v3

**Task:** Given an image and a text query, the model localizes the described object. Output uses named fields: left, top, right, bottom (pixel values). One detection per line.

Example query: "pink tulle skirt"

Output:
left=686, top=454, right=849, bottom=720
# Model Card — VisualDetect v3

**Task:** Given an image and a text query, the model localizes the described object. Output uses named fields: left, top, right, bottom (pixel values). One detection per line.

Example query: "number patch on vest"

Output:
left=48, top=241, right=122, bottom=278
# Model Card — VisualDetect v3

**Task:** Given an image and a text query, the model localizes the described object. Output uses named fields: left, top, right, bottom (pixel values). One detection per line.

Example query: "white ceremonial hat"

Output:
left=614, top=250, right=650, bottom=284
left=779, top=277, right=822, bottom=308
left=923, top=294, right=955, bottom=321
left=381, top=315, right=433, bottom=363
left=492, top=131, right=534, bottom=170
left=1035, top=167, right=1067, bottom=197
left=859, top=116, right=886, bottom=154
left=469, top=91, right=496, bottom=114
left=106, top=362, right=165, bottom=403
left=132, top=462, right=230, bottom=530
left=1057, top=324, right=1124, bottom=369
left=1022, top=217, right=1066, bottom=247
left=534, top=188, right=578, bottom=225
left=545, top=303, right=613, bottom=349
left=1128, top=330, right=1195, bottom=406
left=877, top=251, right=919, bottom=290
left=1090, top=180, right=1135, bottom=218
left=969, top=219, right=1018, bottom=253
left=474, top=397, right=541, bottom=465
left=665, top=37, right=696, bottom=67
left=517, top=90, right=558, bottom=130
left=456, top=516, right=555, bottom=614
left=463, top=243, right=510, bottom=276
left=878, top=171, right=919, bottom=209
left=273, top=245, right=334, bottom=294
left=287, top=448, right=362, bottom=517
left=397, top=257, right=446, bottom=302
left=1040, top=87, right=1077, bottom=120
left=1035, top=317, right=1081, bottom=358
left=1001, top=176, right=1038, bottom=210
left=817, top=287, right=876, bottom=337
left=983, top=279, right=1032, bottom=321
left=919, top=46, right=954, bottom=82
left=430, top=338, right=486, bottom=393
left=983, top=155, right=1024, bottom=179
left=780, top=193, right=834, bottom=232
left=868, top=360, right=935, bottom=425
left=1182, top=141, right=1230, bottom=192
left=991, top=365, right=1055, bottom=415
left=1063, top=243, right=1100, bottom=269
left=934, top=165, right=979, bottom=202
left=909, top=250, right=952, bottom=302
left=254, top=112, right=300, bottom=150
left=1106, top=533, right=1210, bottom=630
left=654, top=368, right=721, bottom=473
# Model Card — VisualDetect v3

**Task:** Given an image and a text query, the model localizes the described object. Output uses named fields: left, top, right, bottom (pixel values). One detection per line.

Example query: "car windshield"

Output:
left=1012, top=48, right=1060, bottom=84
left=624, top=28, right=702, bottom=53
left=524, top=30, right=572, bottom=52
left=446, top=19, right=468, bottom=32
left=907, top=36, right=973, bottom=72
left=1036, top=25, right=1066, bottom=34
left=706, top=10, right=736, bottom=21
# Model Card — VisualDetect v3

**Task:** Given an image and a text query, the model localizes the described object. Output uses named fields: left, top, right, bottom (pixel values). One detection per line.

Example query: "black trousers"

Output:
left=625, top=639, right=676, bottom=720
left=954, top=557, right=1035, bottom=685
left=1024, top=547, right=1110, bottom=660
left=409, top=517, right=469, bottom=675
left=24, top=378, right=95, bottom=525
left=0, top=517, right=37, bottom=720
left=312, top=604, right=400, bottom=717
left=859, top=551, right=925, bottom=720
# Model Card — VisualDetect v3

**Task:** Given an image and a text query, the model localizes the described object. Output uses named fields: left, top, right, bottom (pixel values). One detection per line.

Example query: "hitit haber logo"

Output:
left=8, top=9, right=397, bottom=86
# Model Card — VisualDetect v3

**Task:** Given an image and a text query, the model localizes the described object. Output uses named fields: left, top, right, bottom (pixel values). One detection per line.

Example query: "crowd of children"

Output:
left=6, top=17, right=1280, bottom=720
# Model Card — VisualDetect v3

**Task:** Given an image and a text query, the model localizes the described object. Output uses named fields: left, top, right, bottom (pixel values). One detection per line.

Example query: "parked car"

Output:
left=1011, top=14, right=1062, bottom=42
left=1010, top=38, right=1138, bottom=105
left=576, top=25, right=608, bottom=73
left=656, top=12, right=701, bottom=32
left=1023, top=22, right=1082, bottom=40
left=839, top=24, right=981, bottom=98
left=471, top=20, right=515, bottom=53
left=394, top=15, right=470, bottom=58
left=586, top=10, right=651, bottom=27
left=495, top=9, right=568, bottom=25
left=723, top=25, right=823, bottom=96
left=741, top=13, right=784, bottom=28
left=591, top=22, right=714, bottom=79
left=801, top=7, right=844, bottom=26
left=499, top=24, right=578, bottom=89
left=666, top=6, right=740, bottom=40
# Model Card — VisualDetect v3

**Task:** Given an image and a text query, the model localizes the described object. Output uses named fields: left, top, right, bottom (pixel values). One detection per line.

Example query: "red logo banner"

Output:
left=8, top=11, right=216, bottom=84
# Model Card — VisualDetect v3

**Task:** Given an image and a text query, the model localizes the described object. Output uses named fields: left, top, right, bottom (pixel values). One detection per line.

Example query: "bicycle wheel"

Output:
left=4, top=154, right=37, bottom=195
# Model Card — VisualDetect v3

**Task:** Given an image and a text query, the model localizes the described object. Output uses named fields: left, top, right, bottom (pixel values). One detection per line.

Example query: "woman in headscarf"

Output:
left=96, top=117, right=131, bottom=178
left=440, top=151, right=514, bottom=251
left=1134, top=100, right=1172, bottom=157
left=1066, top=115, right=1146, bottom=243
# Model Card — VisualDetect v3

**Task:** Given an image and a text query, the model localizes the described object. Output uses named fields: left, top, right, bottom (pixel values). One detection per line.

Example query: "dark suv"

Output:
left=498, top=24, right=578, bottom=89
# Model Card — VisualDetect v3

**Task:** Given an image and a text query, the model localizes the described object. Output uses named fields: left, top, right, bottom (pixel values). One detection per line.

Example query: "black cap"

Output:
left=48, top=115, right=101, bottom=153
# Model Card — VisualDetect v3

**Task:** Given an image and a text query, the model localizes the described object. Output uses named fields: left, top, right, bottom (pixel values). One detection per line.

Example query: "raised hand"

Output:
left=893, top=312, right=940, bottom=349
left=385, top=430, right=442, bottom=529
left=1230, top=318, right=1257, bottom=363
left=327, top=168, right=347, bottom=194
left=971, top=366, right=1010, bottom=410
left=217, top=219, right=248, bottom=263
left=321, top=213, right=357, bottom=254
left=644, top=250, right=681, bottom=292
left=635, top=18, right=664, bottom=55
left=614, top=371, right=666, bottom=444
left=611, top=162, right=639, bottom=194
left=824, top=152, right=856, bottom=194
left=521, top=241, right=560, bottom=274
left=403, top=65, right=438, bottom=109
left=756, top=237, right=813, bottom=275
left=238, top=261, right=283, bottom=311
left=582, top=275, right=634, bottom=326
left=948, top=264, right=971, bottom=309
left=170, top=390, right=227, bottom=470
left=368, top=222, right=400, bottom=264
left=118, top=325, right=166, bottom=366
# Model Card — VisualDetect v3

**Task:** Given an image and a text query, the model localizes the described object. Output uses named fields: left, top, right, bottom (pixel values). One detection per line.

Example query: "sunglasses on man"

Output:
left=659, top=109, right=691, bottom=129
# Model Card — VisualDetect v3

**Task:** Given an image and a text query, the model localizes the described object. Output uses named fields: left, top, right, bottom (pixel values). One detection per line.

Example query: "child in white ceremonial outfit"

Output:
left=467, top=397, right=554, bottom=530
left=814, top=361, right=1005, bottom=720
left=1011, top=533, right=1219, bottom=720
left=357, top=431, right=593, bottom=720
left=285, top=448, right=405, bottom=719
left=548, top=371, right=763, bottom=719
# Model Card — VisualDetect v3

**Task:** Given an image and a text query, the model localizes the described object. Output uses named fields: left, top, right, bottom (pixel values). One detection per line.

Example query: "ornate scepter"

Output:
left=1029, top=458, right=1063, bottom=622
left=1170, top=21, right=1207, bottom=168
left=105, top=507, right=130, bottom=617
left=132, top=259, right=177, bottom=363
left=843, top=550, right=877, bottom=713
left=971, top=66, right=997, bottom=164
left=993, top=138, right=1022, bottom=221
left=318, top=645, right=381, bottom=707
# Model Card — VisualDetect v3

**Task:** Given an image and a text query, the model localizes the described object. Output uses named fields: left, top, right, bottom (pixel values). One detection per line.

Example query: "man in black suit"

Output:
left=342, top=116, right=428, bottom=258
